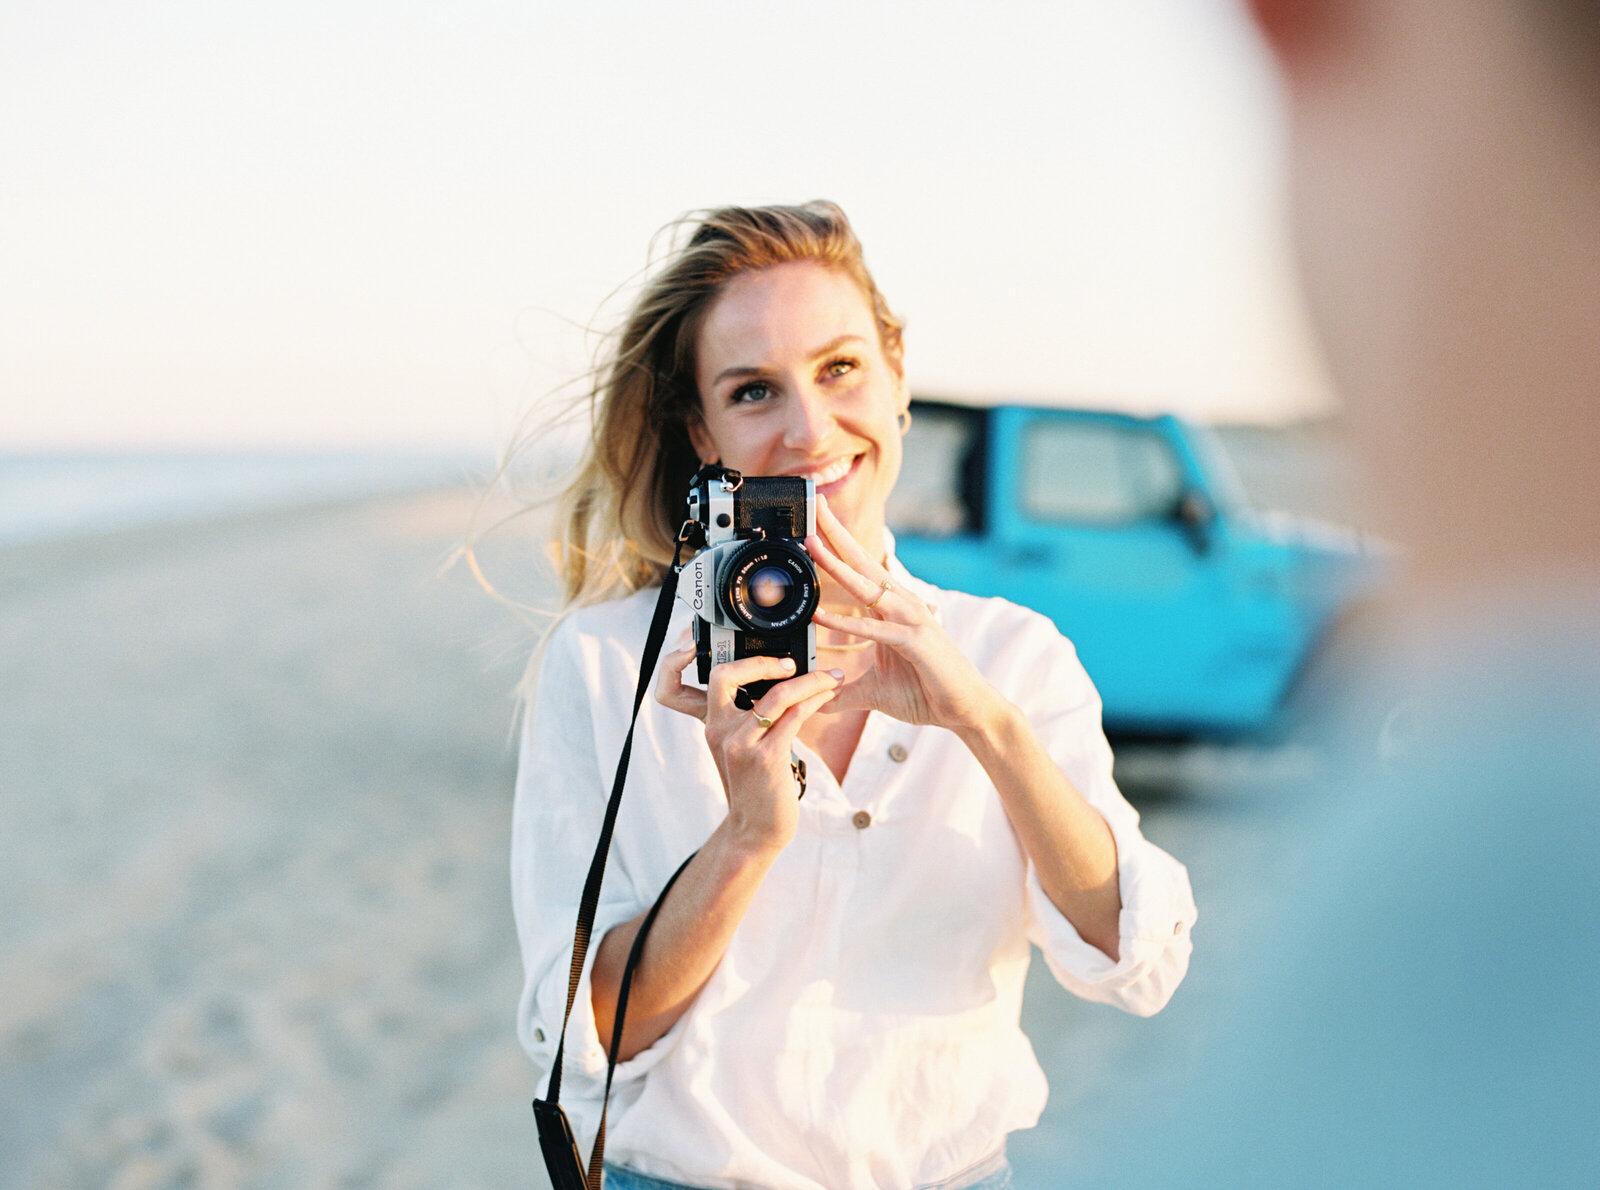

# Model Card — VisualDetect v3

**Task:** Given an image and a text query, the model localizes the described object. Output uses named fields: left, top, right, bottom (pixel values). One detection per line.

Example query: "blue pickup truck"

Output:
left=886, top=400, right=1384, bottom=737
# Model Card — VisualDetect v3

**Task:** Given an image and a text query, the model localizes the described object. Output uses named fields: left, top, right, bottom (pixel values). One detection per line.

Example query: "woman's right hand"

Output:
left=596, top=647, right=838, bottom=1059
left=656, top=642, right=840, bottom=852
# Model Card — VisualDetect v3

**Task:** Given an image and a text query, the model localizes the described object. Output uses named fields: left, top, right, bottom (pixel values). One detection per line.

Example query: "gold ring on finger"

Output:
left=864, top=579, right=893, bottom=610
left=751, top=710, right=775, bottom=730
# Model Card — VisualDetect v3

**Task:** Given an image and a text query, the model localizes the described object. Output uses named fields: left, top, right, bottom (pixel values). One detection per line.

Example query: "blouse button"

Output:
left=533, top=1027, right=546, bottom=1043
left=887, top=743, right=908, bottom=763
left=852, top=810, right=872, bottom=830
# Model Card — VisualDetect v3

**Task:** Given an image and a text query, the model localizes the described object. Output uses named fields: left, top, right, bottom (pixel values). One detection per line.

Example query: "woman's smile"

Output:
left=786, top=452, right=859, bottom=493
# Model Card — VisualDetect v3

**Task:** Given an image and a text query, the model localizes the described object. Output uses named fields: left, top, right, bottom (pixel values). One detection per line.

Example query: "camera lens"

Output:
left=721, top=539, right=818, bottom=633
left=744, top=565, right=793, bottom=610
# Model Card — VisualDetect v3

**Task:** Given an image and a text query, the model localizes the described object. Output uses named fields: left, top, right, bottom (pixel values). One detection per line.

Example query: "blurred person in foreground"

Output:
left=510, top=203, right=1196, bottom=1190
left=1115, top=1, right=1599, bottom=1185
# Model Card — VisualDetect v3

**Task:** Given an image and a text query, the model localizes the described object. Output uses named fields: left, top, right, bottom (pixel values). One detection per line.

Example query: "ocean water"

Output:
left=0, top=426, right=1354, bottom=549
left=0, top=449, right=484, bottom=545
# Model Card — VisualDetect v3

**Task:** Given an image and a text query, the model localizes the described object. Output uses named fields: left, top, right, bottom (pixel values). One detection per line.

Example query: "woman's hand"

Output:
left=809, top=497, right=1124, bottom=957
left=806, top=496, right=1006, bottom=733
left=600, top=649, right=839, bottom=1059
left=656, top=643, right=841, bottom=852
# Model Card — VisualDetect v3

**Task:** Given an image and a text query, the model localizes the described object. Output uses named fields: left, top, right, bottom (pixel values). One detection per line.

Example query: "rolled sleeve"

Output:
left=517, top=895, right=688, bottom=1150
left=1025, top=824, right=1197, bottom=1016
left=1013, top=616, right=1198, bottom=1015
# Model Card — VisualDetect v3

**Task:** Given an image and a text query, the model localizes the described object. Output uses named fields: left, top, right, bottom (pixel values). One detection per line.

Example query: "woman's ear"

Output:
left=887, top=343, right=908, bottom=403
left=686, top=415, right=716, bottom=465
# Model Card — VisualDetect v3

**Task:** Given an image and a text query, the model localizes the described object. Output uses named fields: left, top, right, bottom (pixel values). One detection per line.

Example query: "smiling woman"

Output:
left=509, top=202, right=1197, bottom=1190
left=688, top=262, right=906, bottom=567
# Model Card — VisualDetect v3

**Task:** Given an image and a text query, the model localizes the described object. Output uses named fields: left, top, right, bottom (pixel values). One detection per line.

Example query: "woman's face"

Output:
left=689, top=261, right=906, bottom=562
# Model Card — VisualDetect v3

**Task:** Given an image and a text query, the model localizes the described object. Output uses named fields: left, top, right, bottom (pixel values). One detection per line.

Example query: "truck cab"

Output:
left=887, top=400, right=1382, bottom=736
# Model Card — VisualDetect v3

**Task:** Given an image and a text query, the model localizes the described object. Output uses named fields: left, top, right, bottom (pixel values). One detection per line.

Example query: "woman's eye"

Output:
left=731, top=381, right=773, bottom=405
left=824, top=358, right=859, bottom=380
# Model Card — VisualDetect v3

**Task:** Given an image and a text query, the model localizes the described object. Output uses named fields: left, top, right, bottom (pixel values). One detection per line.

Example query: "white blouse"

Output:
left=512, top=560, right=1197, bottom=1190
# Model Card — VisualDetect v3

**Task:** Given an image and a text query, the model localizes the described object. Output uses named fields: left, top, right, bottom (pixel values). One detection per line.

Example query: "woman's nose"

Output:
left=782, top=386, right=834, bottom=450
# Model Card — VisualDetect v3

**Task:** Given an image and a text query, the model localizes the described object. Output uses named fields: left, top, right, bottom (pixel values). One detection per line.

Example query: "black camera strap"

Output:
left=533, top=514, right=706, bottom=1190
left=533, top=466, right=814, bottom=1190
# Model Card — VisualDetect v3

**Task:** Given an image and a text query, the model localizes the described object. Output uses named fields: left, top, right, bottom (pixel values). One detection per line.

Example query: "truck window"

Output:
left=887, top=404, right=987, bottom=536
left=1020, top=418, right=1183, bottom=524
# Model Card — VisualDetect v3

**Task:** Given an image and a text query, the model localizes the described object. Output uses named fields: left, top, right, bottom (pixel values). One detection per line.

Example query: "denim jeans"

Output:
left=603, top=1153, right=1012, bottom=1190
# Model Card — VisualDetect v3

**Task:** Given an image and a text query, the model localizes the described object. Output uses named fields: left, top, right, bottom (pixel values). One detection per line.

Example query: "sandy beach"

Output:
left=1, top=485, right=1310, bottom=1190
left=1, top=488, right=549, bottom=1189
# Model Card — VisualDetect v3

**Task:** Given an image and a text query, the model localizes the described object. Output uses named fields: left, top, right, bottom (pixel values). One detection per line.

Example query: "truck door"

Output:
left=989, top=408, right=1219, bottom=730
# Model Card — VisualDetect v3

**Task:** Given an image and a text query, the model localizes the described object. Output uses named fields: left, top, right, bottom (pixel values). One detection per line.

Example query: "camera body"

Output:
left=683, top=467, right=818, bottom=705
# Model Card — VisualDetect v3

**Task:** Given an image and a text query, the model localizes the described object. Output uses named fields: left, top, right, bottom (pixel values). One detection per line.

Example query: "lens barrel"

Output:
left=719, top=539, right=818, bottom=633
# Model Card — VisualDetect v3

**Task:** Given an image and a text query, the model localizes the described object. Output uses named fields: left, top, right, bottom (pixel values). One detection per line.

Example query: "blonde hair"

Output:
left=551, top=200, right=904, bottom=610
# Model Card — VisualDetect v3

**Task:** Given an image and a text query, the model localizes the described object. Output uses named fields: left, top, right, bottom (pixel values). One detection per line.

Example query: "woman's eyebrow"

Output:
left=710, top=335, right=869, bottom=388
left=711, top=363, right=770, bottom=386
left=808, top=333, right=867, bottom=360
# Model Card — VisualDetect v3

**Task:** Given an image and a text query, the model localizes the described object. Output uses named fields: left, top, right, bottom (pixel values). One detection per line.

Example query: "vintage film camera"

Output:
left=683, top=466, right=818, bottom=705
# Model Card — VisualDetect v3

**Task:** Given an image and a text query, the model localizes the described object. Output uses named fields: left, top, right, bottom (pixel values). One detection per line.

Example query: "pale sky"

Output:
left=0, top=0, right=1332, bottom=450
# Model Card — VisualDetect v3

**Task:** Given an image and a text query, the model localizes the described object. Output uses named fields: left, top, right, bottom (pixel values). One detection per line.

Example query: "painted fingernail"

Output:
left=828, top=668, right=845, bottom=680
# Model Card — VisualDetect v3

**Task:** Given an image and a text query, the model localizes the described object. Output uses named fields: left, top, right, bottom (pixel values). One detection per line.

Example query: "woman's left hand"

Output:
left=812, top=500, right=1125, bottom=959
left=807, top=495, right=1002, bottom=732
